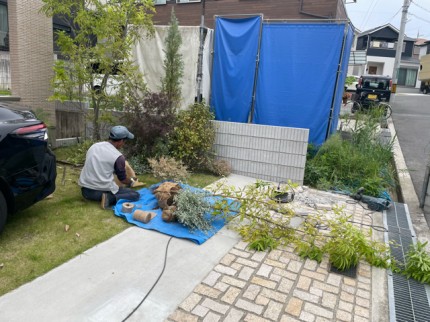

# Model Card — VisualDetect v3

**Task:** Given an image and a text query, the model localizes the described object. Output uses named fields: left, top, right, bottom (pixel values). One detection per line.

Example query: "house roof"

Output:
left=415, top=38, right=429, bottom=46
left=358, top=23, right=415, bottom=41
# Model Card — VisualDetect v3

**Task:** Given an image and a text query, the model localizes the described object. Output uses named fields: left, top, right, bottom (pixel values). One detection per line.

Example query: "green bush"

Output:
left=122, top=91, right=176, bottom=160
left=169, top=102, right=215, bottom=170
left=305, top=117, right=395, bottom=197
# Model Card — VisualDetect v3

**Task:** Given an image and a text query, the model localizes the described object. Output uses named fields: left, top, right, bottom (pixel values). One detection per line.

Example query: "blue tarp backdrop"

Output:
left=211, top=16, right=261, bottom=122
left=210, top=18, right=353, bottom=145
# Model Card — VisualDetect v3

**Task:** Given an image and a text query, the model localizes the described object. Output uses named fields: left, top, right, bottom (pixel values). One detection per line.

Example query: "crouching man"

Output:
left=79, top=125, right=140, bottom=209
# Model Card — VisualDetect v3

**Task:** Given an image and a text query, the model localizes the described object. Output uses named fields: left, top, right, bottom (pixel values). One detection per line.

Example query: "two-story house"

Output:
left=354, top=23, right=420, bottom=88
left=152, top=0, right=349, bottom=28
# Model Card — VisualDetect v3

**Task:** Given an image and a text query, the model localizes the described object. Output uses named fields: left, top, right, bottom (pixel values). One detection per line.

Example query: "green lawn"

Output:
left=0, top=163, right=219, bottom=296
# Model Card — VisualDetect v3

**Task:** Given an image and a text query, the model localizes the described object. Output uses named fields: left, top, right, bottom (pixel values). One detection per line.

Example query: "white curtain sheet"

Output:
left=201, top=28, right=213, bottom=104
left=132, top=26, right=213, bottom=110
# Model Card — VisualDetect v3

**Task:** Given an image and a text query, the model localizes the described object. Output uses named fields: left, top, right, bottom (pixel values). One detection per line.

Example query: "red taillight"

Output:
left=358, top=78, right=362, bottom=88
left=389, top=80, right=392, bottom=90
left=11, top=123, right=48, bottom=141
left=14, top=123, right=46, bottom=134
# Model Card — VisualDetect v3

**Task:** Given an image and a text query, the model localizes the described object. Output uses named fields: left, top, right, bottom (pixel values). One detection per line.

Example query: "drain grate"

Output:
left=385, top=202, right=430, bottom=322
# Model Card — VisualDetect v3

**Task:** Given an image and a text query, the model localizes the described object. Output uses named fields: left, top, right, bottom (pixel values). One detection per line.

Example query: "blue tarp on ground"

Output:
left=113, top=183, right=236, bottom=245
left=210, top=18, right=352, bottom=145
left=211, top=16, right=261, bottom=122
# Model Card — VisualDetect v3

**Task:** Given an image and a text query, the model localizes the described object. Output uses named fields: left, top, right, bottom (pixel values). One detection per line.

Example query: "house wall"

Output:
left=7, top=0, right=56, bottom=128
left=153, top=0, right=347, bottom=28
left=366, top=56, right=395, bottom=77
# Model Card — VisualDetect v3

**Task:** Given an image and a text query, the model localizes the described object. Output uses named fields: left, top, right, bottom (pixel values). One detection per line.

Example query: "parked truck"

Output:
left=419, top=54, right=430, bottom=94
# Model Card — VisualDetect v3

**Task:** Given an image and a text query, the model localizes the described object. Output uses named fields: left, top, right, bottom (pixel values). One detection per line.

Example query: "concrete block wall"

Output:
left=7, top=0, right=55, bottom=126
left=213, top=121, right=309, bottom=185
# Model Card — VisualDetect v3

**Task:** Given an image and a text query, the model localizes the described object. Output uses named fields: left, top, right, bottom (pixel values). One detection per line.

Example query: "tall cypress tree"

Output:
left=161, top=8, right=183, bottom=109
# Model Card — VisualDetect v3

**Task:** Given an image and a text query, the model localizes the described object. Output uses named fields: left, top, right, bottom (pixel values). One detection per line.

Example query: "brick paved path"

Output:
left=166, top=188, right=380, bottom=322
left=168, top=237, right=373, bottom=321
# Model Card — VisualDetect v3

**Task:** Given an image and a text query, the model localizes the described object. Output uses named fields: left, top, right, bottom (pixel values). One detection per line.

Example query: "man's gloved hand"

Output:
left=129, top=177, right=137, bottom=188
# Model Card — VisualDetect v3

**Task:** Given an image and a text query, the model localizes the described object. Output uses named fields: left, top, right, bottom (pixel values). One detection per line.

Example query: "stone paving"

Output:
left=167, top=190, right=380, bottom=322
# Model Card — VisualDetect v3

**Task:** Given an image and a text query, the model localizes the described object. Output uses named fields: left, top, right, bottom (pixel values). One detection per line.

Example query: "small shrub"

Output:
left=209, top=159, right=232, bottom=177
left=403, top=241, right=430, bottom=284
left=54, top=140, right=95, bottom=165
left=169, top=102, right=215, bottom=170
left=148, top=156, right=189, bottom=181
left=128, top=155, right=151, bottom=175
left=122, top=91, right=176, bottom=160
left=173, top=189, right=213, bottom=232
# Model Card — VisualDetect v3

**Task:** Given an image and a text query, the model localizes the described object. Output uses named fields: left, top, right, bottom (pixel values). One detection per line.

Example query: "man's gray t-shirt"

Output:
left=79, top=142, right=122, bottom=194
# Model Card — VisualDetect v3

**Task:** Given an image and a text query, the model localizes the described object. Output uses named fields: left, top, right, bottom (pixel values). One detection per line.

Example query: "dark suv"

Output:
left=356, top=75, right=392, bottom=103
left=0, top=103, right=57, bottom=232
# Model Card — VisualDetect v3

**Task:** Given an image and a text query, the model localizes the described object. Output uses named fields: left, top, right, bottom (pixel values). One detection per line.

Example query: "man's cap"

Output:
left=109, top=125, right=134, bottom=140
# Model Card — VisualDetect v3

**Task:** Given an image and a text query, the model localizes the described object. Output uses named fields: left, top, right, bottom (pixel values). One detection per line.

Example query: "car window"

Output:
left=362, top=78, right=390, bottom=90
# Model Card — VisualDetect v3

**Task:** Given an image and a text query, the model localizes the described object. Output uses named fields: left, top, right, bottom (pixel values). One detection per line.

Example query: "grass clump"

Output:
left=305, top=117, right=395, bottom=197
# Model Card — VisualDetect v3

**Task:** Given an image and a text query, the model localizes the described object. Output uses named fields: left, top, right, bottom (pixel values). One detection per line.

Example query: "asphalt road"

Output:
left=390, top=93, right=430, bottom=210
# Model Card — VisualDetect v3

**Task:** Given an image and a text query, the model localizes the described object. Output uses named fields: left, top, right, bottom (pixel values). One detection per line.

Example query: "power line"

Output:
left=411, top=0, right=430, bottom=14
left=360, top=0, right=381, bottom=30
left=409, top=13, right=430, bottom=25
left=388, top=7, right=402, bottom=24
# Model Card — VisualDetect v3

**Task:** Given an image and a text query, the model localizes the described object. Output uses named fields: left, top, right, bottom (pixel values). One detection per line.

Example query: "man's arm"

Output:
left=114, top=155, right=134, bottom=186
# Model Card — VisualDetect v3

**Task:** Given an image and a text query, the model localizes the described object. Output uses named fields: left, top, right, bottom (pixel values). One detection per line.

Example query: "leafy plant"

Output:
left=210, top=181, right=395, bottom=272
left=173, top=189, right=213, bottom=232
left=305, top=120, right=396, bottom=197
left=148, top=156, right=189, bottom=182
left=122, top=91, right=177, bottom=160
left=160, top=8, right=184, bottom=109
left=403, top=241, right=430, bottom=284
left=169, top=102, right=215, bottom=170
left=324, top=212, right=366, bottom=270
left=128, top=155, right=151, bottom=175
left=248, top=232, right=279, bottom=252
left=53, top=140, right=95, bottom=165
left=41, top=0, right=155, bottom=139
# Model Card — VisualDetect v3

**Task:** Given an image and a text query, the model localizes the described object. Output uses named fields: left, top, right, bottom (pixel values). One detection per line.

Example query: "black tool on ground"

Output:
left=272, top=181, right=295, bottom=203
left=350, top=187, right=391, bottom=211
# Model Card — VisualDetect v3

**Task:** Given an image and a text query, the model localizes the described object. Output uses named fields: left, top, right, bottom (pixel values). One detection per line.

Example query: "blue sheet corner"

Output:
left=113, top=183, right=237, bottom=245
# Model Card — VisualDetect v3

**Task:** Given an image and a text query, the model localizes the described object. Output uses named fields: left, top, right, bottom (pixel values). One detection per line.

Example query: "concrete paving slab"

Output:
left=0, top=174, right=257, bottom=322
left=0, top=209, right=241, bottom=321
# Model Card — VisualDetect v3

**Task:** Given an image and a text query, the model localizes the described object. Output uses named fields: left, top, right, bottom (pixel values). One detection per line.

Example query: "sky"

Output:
left=346, top=0, right=430, bottom=39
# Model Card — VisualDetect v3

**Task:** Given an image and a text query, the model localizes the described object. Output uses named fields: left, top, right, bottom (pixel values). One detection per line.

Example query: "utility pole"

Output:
left=392, top=0, right=411, bottom=94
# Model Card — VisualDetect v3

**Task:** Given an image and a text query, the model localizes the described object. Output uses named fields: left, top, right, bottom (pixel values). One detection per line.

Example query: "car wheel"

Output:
left=351, top=101, right=361, bottom=113
left=0, top=191, right=7, bottom=233
left=423, top=88, right=428, bottom=94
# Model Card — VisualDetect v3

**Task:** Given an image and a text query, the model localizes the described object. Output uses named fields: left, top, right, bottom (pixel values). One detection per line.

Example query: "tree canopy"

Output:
left=41, top=0, right=155, bottom=139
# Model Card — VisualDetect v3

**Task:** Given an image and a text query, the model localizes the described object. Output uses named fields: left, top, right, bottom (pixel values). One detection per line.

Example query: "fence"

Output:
left=212, top=121, right=308, bottom=185
left=55, top=108, right=309, bottom=184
